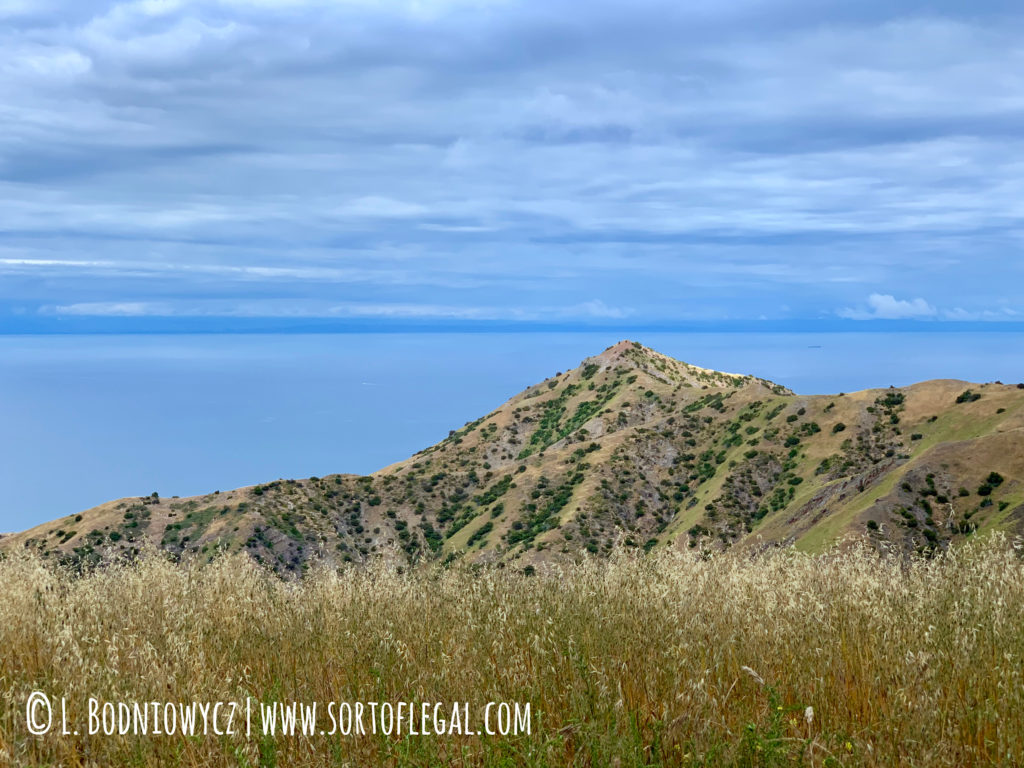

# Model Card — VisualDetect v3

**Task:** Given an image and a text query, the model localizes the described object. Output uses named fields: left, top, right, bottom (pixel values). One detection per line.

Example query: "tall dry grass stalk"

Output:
left=1, top=536, right=1023, bottom=766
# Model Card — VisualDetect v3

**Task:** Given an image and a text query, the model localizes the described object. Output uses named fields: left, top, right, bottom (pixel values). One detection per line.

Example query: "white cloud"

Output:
left=44, top=298, right=633, bottom=321
left=51, top=301, right=156, bottom=316
left=46, top=300, right=488, bottom=318
left=336, top=196, right=430, bottom=219
left=569, top=299, right=630, bottom=319
left=941, top=306, right=1020, bottom=321
left=325, top=303, right=499, bottom=319
left=0, top=44, right=92, bottom=80
left=0, top=257, right=484, bottom=288
left=80, top=4, right=245, bottom=66
left=0, top=0, right=55, bottom=17
left=838, top=293, right=937, bottom=320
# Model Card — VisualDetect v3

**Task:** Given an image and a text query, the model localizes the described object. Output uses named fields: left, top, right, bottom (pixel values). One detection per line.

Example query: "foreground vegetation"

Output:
left=2, top=537, right=1023, bottom=767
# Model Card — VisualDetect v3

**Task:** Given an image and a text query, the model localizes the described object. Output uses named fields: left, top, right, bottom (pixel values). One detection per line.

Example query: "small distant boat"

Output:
left=807, top=345, right=822, bottom=349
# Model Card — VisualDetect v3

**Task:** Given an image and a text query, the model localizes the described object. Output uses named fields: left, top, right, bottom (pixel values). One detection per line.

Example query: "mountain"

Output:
left=4, top=340, right=1024, bottom=572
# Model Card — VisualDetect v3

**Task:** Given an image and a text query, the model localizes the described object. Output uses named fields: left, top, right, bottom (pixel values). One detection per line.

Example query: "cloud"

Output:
left=44, top=298, right=633, bottom=320
left=336, top=196, right=430, bottom=219
left=47, top=300, right=498, bottom=318
left=50, top=301, right=156, bottom=316
left=3, top=1, right=1024, bottom=325
left=0, top=257, right=486, bottom=288
left=569, top=299, right=631, bottom=319
left=841, top=295, right=1022, bottom=322
left=838, top=293, right=937, bottom=320
left=941, top=306, right=1019, bottom=321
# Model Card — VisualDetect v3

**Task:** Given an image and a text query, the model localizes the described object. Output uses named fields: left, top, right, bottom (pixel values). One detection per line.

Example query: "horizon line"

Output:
left=5, top=318, right=1024, bottom=336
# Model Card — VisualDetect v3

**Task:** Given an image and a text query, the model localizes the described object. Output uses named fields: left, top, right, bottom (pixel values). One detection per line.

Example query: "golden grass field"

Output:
left=2, top=537, right=1023, bottom=767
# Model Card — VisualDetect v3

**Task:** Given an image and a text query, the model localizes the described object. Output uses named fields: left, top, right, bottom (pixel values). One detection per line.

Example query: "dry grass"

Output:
left=1, top=537, right=1023, bottom=767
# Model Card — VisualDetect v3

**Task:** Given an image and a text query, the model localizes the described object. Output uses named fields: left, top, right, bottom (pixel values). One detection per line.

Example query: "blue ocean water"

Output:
left=2, top=331, right=1022, bottom=530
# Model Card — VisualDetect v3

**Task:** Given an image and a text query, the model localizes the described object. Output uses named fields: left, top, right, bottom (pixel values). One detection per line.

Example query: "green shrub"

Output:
left=467, top=521, right=494, bottom=547
left=956, top=390, right=982, bottom=404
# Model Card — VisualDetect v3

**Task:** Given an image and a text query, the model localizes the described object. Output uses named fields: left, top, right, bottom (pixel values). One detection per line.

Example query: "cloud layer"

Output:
left=839, top=294, right=937, bottom=320
left=2, top=0, right=1023, bottom=326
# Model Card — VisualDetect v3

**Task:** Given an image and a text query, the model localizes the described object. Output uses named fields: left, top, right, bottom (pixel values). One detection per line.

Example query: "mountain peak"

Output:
left=583, top=340, right=785, bottom=392
left=595, top=339, right=647, bottom=360
left=592, top=340, right=670, bottom=369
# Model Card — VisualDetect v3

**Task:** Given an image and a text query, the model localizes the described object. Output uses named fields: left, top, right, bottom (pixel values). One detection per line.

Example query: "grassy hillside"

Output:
left=2, top=538, right=1023, bottom=766
left=5, top=340, right=1024, bottom=573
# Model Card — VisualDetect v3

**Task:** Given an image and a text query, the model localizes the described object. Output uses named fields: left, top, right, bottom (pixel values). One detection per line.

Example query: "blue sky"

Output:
left=2, top=0, right=1024, bottom=329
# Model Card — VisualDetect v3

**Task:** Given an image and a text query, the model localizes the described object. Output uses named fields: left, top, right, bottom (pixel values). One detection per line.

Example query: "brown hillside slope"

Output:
left=4, top=341, right=1023, bottom=573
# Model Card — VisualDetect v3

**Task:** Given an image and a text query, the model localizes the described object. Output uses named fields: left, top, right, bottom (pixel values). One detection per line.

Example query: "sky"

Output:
left=2, top=0, right=1024, bottom=330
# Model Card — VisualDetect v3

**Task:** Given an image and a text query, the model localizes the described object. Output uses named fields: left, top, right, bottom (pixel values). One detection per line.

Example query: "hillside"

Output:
left=5, top=340, right=1024, bottom=573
